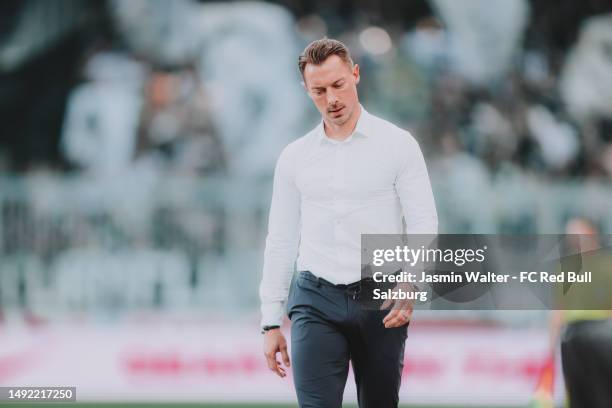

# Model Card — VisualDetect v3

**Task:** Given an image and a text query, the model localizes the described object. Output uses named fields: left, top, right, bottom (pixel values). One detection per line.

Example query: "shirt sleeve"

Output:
left=395, top=133, right=438, bottom=235
left=259, top=145, right=301, bottom=327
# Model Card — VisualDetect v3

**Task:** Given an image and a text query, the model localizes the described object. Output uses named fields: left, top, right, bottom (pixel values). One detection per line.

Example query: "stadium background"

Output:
left=1, top=0, right=612, bottom=406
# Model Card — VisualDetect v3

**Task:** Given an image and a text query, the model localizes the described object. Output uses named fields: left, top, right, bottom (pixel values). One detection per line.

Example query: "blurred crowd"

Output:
left=1, top=0, right=612, bottom=318
left=1, top=0, right=612, bottom=180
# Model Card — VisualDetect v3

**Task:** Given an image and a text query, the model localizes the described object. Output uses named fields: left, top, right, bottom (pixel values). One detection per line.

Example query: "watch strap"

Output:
left=261, top=325, right=280, bottom=334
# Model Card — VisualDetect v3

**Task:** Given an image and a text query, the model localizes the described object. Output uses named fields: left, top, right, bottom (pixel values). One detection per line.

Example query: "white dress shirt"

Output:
left=259, top=105, right=438, bottom=326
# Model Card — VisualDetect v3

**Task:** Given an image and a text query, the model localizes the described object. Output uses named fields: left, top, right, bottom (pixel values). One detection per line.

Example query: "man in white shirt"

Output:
left=260, top=38, right=438, bottom=408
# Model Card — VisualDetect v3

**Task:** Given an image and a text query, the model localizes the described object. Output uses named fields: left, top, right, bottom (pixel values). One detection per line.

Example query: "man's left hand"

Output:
left=381, top=283, right=414, bottom=328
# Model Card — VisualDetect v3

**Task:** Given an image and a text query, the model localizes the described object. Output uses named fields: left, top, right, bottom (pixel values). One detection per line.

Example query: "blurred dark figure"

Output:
left=0, top=0, right=111, bottom=171
left=551, top=218, right=612, bottom=408
left=135, top=65, right=227, bottom=175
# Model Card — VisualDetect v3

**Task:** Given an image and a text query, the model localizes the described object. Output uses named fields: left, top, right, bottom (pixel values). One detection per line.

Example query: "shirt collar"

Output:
left=317, top=104, right=373, bottom=144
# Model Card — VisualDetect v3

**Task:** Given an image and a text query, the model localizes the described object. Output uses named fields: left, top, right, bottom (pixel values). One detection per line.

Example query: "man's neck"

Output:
left=323, top=104, right=362, bottom=141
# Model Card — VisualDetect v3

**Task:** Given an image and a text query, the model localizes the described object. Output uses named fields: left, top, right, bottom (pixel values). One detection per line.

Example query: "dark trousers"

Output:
left=561, top=318, right=612, bottom=408
left=287, top=271, right=408, bottom=408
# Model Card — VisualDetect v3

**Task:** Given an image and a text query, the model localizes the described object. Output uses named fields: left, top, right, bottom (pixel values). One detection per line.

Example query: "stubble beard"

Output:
left=327, top=105, right=352, bottom=126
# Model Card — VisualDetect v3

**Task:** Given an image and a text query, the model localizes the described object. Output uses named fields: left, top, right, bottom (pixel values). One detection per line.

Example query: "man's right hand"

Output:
left=263, top=328, right=290, bottom=378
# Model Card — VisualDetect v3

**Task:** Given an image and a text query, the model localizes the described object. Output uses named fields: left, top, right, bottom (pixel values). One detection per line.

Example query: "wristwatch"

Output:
left=261, top=325, right=280, bottom=334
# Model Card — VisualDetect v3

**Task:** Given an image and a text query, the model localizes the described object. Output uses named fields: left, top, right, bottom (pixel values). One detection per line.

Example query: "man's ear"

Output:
left=353, top=63, right=360, bottom=85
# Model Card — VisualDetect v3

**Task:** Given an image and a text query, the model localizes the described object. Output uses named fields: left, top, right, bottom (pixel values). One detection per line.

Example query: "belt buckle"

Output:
left=349, top=285, right=361, bottom=300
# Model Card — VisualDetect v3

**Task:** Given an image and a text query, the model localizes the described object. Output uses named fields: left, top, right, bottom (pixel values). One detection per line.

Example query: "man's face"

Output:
left=303, top=55, right=360, bottom=127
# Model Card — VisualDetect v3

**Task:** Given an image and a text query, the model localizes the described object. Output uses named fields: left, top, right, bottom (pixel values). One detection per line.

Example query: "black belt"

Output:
left=299, top=270, right=375, bottom=300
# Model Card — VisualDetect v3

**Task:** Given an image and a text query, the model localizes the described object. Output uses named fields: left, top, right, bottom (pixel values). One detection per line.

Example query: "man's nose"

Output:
left=327, top=89, right=339, bottom=106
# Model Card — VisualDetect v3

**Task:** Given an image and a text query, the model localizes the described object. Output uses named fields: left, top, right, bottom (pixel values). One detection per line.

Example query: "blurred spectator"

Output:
left=470, top=101, right=519, bottom=165
left=550, top=218, right=612, bottom=408
left=195, top=1, right=308, bottom=178
left=61, top=52, right=146, bottom=175
left=430, top=0, right=530, bottom=84
left=0, top=0, right=110, bottom=171
left=109, top=0, right=202, bottom=66
left=526, top=105, right=579, bottom=171
left=402, top=17, right=449, bottom=74
left=560, top=14, right=612, bottom=123
left=135, top=65, right=226, bottom=176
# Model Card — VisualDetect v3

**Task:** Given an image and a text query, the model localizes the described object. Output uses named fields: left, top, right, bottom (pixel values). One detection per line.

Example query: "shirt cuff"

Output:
left=260, top=300, right=286, bottom=328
